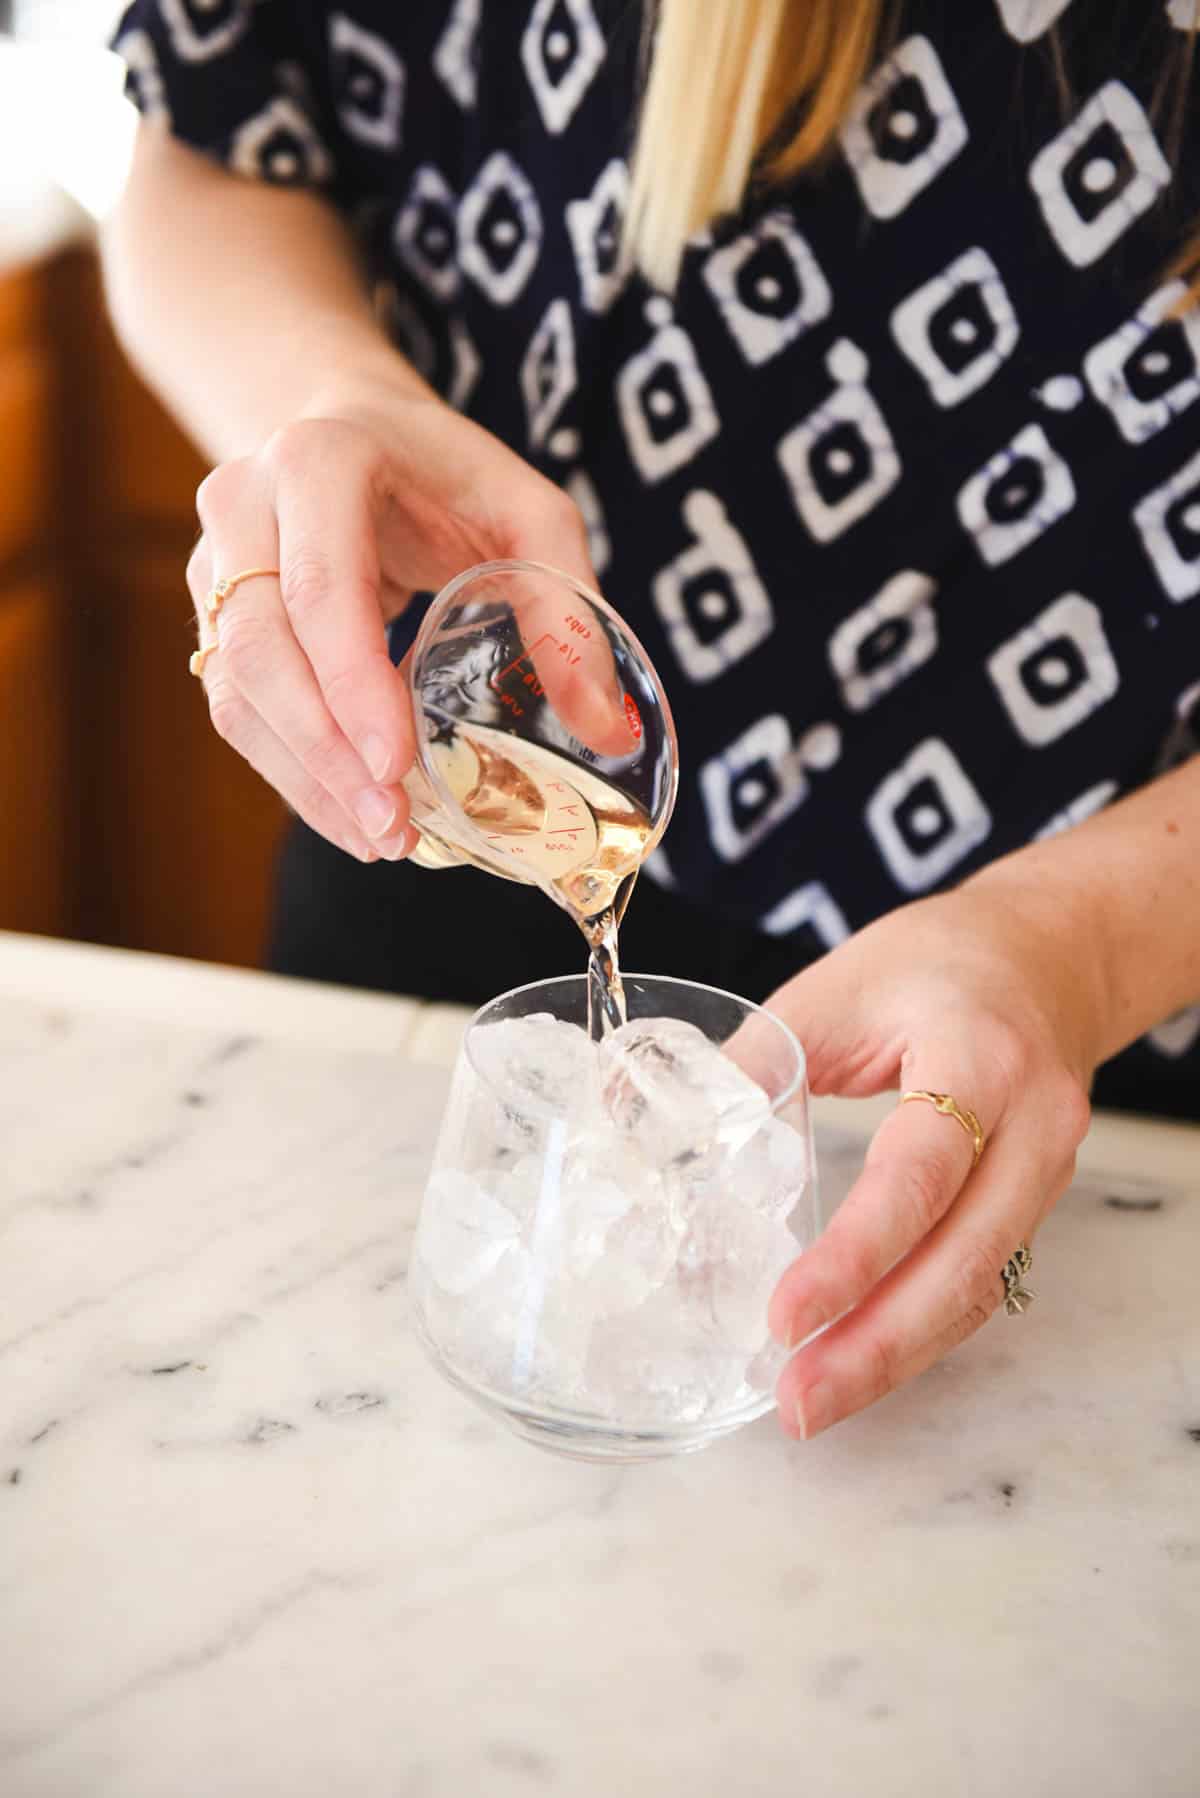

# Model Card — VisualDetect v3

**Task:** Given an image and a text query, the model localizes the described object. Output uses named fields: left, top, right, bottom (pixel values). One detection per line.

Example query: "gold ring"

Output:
left=900, top=1089, right=986, bottom=1165
left=189, top=566, right=280, bottom=678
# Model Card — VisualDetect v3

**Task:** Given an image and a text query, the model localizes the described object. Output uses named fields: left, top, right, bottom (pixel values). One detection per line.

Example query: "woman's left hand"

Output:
left=765, top=875, right=1105, bottom=1439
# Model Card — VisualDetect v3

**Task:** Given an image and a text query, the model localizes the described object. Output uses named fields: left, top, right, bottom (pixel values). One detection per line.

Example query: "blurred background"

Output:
left=0, top=0, right=283, bottom=970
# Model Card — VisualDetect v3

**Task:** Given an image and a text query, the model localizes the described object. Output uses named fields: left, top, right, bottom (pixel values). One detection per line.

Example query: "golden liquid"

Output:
left=408, top=724, right=653, bottom=1036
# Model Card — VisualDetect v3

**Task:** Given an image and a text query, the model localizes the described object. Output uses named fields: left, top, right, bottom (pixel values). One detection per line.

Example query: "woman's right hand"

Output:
left=187, top=374, right=602, bottom=862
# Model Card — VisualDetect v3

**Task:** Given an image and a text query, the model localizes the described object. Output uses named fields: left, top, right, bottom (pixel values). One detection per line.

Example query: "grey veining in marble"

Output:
left=1, top=979, right=1198, bottom=1798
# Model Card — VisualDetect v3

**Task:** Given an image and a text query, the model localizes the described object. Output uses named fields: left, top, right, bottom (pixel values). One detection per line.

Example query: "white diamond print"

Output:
left=866, top=739, right=991, bottom=893
left=393, top=166, right=460, bottom=301
left=956, top=423, right=1075, bottom=566
left=434, top=0, right=481, bottom=109
left=328, top=14, right=404, bottom=150
left=566, top=159, right=631, bottom=314
left=993, top=0, right=1072, bottom=40
left=1147, top=1006, right=1200, bottom=1058
left=760, top=883, right=850, bottom=948
left=521, top=299, right=578, bottom=450
left=1133, top=444, right=1200, bottom=602
left=521, top=0, right=606, bottom=135
left=616, top=321, right=720, bottom=483
left=458, top=152, right=543, bottom=305
left=699, top=715, right=808, bottom=863
left=890, top=247, right=1019, bottom=407
left=160, top=0, right=251, bottom=63
left=1034, top=779, right=1118, bottom=839
left=1083, top=281, right=1200, bottom=444
left=651, top=492, right=774, bottom=683
left=701, top=212, right=832, bottom=366
left=777, top=340, right=901, bottom=542
left=840, top=35, right=968, bottom=220
left=447, top=317, right=481, bottom=412
left=230, top=98, right=332, bottom=186
left=828, top=571, right=938, bottom=712
left=116, top=30, right=168, bottom=121
left=987, top=594, right=1119, bottom=747
left=1029, top=81, right=1170, bottom=269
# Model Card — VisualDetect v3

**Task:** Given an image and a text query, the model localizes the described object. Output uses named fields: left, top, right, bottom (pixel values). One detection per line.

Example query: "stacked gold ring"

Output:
left=189, top=567, right=280, bottom=678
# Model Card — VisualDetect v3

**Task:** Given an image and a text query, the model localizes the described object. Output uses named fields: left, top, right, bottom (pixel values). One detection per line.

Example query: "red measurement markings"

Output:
left=563, top=614, right=593, bottom=640
left=624, top=692, right=642, bottom=740
left=489, top=630, right=592, bottom=711
left=490, top=634, right=554, bottom=697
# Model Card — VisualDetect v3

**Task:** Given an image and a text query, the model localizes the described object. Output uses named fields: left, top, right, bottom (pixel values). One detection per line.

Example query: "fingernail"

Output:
left=795, top=1381, right=834, bottom=1440
left=784, top=1303, right=824, bottom=1351
left=346, top=839, right=378, bottom=864
left=354, top=788, right=397, bottom=839
left=360, top=733, right=391, bottom=782
left=376, top=835, right=408, bottom=861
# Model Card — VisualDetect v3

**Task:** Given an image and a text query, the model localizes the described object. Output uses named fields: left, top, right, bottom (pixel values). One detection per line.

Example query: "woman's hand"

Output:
left=765, top=875, right=1106, bottom=1439
left=187, top=376, right=599, bottom=861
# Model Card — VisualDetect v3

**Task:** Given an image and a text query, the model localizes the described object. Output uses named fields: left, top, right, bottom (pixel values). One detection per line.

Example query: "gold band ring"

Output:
left=188, top=567, right=280, bottom=678
left=900, top=1088, right=986, bottom=1166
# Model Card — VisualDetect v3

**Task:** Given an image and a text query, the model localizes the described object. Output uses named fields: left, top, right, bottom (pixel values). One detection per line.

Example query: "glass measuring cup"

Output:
left=399, top=561, right=678, bottom=927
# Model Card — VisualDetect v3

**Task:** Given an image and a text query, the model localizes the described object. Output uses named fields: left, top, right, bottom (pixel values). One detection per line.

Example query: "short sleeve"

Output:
left=111, top=2, right=336, bottom=190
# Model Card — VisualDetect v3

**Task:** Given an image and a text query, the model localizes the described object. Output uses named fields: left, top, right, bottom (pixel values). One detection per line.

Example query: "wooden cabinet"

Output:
left=78, top=547, right=285, bottom=963
left=0, top=580, right=69, bottom=936
left=0, top=254, right=70, bottom=939
left=0, top=351, right=54, bottom=570
left=0, top=244, right=284, bottom=967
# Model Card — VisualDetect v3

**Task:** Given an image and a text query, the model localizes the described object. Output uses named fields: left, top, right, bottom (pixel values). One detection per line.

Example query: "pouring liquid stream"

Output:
left=409, top=721, right=653, bottom=1039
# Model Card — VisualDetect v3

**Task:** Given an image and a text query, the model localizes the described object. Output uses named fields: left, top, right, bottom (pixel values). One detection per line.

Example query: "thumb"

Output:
left=506, top=514, right=646, bottom=761
left=766, top=950, right=905, bottom=1101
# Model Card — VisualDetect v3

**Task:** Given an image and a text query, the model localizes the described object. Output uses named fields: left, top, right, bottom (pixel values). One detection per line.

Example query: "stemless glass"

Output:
left=399, top=560, right=678, bottom=918
left=408, top=973, right=817, bottom=1462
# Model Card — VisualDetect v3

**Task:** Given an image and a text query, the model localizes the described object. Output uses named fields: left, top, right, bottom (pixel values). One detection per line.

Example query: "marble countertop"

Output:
left=1, top=930, right=1197, bottom=1797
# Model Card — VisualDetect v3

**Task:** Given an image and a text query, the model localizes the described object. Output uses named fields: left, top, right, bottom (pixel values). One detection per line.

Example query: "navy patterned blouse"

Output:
left=113, top=0, right=1200, bottom=1106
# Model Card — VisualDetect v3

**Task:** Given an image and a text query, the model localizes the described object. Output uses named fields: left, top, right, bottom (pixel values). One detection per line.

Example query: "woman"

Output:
left=104, top=0, right=1200, bottom=1440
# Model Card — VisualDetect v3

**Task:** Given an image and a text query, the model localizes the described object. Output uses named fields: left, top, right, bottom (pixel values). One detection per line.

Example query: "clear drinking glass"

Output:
left=409, top=973, right=816, bottom=1462
left=399, top=560, right=678, bottom=927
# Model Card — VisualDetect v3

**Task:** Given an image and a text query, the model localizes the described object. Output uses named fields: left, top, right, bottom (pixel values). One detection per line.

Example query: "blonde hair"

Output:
left=625, top=0, right=1199, bottom=296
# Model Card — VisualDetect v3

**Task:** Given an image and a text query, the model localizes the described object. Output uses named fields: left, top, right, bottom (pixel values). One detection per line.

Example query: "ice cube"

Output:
left=560, top=1167, right=632, bottom=1276
left=598, top=1016, right=771, bottom=1171
left=469, top=1012, right=601, bottom=1151
left=493, top=1143, right=632, bottom=1269
left=415, top=1168, right=520, bottom=1295
left=677, top=1188, right=800, bottom=1356
left=582, top=1282, right=747, bottom=1424
left=576, top=1186, right=681, bottom=1317
left=727, top=1114, right=812, bottom=1223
